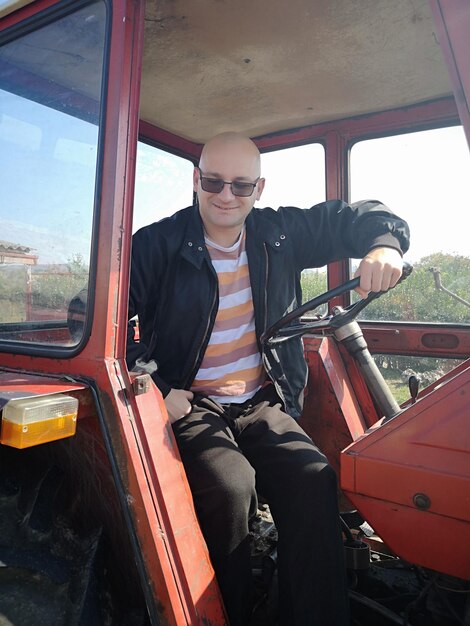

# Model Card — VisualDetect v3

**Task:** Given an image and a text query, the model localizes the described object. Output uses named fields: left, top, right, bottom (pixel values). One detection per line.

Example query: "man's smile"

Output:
left=213, top=202, right=239, bottom=211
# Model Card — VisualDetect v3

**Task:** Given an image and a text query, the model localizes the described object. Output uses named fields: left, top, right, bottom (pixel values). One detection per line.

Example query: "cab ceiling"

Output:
left=141, top=0, right=452, bottom=143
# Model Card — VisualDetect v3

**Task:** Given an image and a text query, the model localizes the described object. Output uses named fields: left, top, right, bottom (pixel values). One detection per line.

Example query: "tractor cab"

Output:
left=1, top=1, right=469, bottom=624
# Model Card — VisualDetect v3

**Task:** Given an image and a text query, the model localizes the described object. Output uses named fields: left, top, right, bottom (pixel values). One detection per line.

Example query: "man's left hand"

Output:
left=354, top=247, right=403, bottom=299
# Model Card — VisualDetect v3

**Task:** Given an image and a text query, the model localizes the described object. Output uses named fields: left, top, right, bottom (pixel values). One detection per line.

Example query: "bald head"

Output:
left=199, top=132, right=262, bottom=179
left=194, top=132, right=265, bottom=247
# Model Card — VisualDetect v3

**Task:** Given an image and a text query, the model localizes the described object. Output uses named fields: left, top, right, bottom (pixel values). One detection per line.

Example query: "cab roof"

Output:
left=140, top=0, right=452, bottom=142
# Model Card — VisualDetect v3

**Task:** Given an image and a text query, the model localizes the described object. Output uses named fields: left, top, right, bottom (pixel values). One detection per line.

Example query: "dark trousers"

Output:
left=172, top=385, right=349, bottom=626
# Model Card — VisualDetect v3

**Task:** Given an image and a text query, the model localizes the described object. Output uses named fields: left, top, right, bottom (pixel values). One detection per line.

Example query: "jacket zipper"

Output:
left=261, top=242, right=286, bottom=405
left=263, top=242, right=269, bottom=337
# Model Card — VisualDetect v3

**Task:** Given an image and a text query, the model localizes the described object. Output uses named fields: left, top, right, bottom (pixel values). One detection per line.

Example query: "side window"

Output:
left=350, top=126, right=470, bottom=403
left=350, top=126, right=470, bottom=325
left=260, top=143, right=327, bottom=305
left=0, top=1, right=107, bottom=347
left=133, top=142, right=194, bottom=232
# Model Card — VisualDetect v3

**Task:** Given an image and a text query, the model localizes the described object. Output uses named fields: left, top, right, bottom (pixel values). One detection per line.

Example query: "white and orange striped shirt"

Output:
left=191, top=228, right=266, bottom=403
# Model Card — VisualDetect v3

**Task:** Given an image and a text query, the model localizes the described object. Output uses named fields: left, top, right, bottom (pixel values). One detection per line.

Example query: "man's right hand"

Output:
left=165, top=388, right=194, bottom=423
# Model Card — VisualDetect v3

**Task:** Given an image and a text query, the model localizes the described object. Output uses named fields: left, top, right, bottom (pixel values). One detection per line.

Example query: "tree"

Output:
left=357, top=253, right=470, bottom=324
left=300, top=269, right=328, bottom=316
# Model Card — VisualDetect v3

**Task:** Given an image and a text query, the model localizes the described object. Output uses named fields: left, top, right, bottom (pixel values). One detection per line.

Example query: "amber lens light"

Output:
left=0, top=394, right=78, bottom=449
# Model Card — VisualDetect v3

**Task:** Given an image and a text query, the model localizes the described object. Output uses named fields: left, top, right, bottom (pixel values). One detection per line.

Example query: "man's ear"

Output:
left=256, top=177, right=266, bottom=201
left=193, top=167, right=199, bottom=193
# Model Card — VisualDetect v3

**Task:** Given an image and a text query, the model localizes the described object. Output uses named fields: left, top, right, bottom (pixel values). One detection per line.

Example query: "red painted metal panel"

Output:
left=89, top=359, right=229, bottom=625
left=0, top=370, right=85, bottom=407
left=354, top=457, right=469, bottom=524
left=139, top=120, right=202, bottom=160
left=350, top=495, right=470, bottom=580
left=89, top=0, right=140, bottom=360
left=113, top=0, right=145, bottom=359
left=301, top=336, right=369, bottom=478
left=129, top=377, right=227, bottom=624
left=341, top=362, right=470, bottom=580
left=254, top=98, right=459, bottom=149
left=363, top=324, right=470, bottom=359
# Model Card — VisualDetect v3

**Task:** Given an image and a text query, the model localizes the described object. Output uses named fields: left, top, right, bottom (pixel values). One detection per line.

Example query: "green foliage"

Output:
left=300, top=269, right=328, bottom=315
left=300, top=253, right=470, bottom=324
left=357, top=253, right=470, bottom=324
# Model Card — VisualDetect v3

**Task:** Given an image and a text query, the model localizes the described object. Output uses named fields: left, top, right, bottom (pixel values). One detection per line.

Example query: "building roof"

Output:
left=0, top=240, right=34, bottom=254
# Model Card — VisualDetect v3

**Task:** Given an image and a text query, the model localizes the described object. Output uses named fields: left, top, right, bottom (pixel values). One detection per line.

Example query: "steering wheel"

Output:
left=261, top=262, right=413, bottom=420
left=261, top=262, right=413, bottom=346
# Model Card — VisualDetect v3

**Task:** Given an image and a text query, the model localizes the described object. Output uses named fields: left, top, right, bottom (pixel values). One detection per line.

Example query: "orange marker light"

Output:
left=0, top=394, right=78, bottom=449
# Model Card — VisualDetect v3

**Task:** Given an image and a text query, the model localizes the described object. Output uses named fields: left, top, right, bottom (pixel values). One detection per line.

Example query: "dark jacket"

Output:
left=126, top=200, right=409, bottom=418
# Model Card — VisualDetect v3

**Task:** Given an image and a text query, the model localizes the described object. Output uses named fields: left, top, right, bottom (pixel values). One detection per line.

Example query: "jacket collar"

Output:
left=180, top=205, right=288, bottom=268
left=246, top=209, right=288, bottom=252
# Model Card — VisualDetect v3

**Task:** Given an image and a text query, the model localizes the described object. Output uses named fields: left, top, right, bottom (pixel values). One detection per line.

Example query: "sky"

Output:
left=0, top=90, right=96, bottom=264
left=350, top=127, right=470, bottom=263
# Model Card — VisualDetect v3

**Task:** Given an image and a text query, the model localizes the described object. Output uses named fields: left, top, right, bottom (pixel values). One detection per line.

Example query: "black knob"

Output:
left=408, top=375, right=420, bottom=404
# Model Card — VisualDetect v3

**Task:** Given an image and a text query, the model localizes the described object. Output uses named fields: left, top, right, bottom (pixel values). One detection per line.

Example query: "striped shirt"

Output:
left=191, top=228, right=265, bottom=403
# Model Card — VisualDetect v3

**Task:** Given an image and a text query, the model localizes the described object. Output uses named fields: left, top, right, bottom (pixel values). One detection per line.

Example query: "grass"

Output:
left=378, top=368, right=415, bottom=405
left=386, top=379, right=411, bottom=405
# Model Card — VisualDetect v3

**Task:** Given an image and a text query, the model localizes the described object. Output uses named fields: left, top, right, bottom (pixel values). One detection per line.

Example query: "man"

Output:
left=127, top=132, right=410, bottom=625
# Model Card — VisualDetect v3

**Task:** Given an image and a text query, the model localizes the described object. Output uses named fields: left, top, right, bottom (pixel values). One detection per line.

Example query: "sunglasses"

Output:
left=197, top=168, right=260, bottom=197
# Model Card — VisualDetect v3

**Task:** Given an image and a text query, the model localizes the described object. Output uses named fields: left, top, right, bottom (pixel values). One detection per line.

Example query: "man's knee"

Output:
left=315, top=461, right=338, bottom=490
left=214, top=461, right=258, bottom=519
left=295, top=458, right=338, bottom=502
left=184, top=447, right=258, bottom=523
